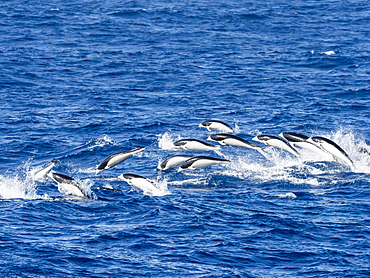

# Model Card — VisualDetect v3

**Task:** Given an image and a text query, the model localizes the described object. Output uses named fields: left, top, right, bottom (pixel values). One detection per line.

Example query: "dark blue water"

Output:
left=1, top=0, right=370, bottom=277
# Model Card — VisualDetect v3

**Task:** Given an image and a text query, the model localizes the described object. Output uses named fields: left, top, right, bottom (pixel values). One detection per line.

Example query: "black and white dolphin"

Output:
left=48, top=172, right=93, bottom=198
left=207, top=133, right=264, bottom=150
left=199, top=120, right=234, bottom=133
left=178, top=156, right=230, bottom=171
left=279, top=132, right=329, bottom=157
left=96, top=147, right=145, bottom=174
left=119, top=173, right=163, bottom=196
left=279, top=132, right=309, bottom=143
left=96, top=185, right=122, bottom=193
left=157, top=155, right=194, bottom=171
left=253, top=135, right=299, bottom=156
left=33, top=159, right=59, bottom=181
left=307, top=136, right=354, bottom=167
left=173, top=139, right=221, bottom=151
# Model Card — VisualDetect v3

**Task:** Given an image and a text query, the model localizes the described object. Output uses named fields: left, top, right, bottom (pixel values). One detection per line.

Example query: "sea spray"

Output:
left=0, top=174, right=47, bottom=199
left=158, top=132, right=181, bottom=150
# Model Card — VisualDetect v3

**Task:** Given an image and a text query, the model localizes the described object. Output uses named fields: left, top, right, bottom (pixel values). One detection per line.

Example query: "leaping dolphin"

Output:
left=119, top=173, right=162, bottom=196
left=307, top=136, right=354, bottom=168
left=173, top=139, right=221, bottom=151
left=253, top=135, right=299, bottom=156
left=279, top=132, right=330, bottom=157
left=157, top=155, right=194, bottom=171
left=33, top=159, right=59, bottom=181
left=178, top=156, right=230, bottom=171
left=199, top=120, right=234, bottom=133
left=48, top=172, right=93, bottom=198
left=96, top=147, right=145, bottom=174
left=207, top=133, right=264, bottom=150
left=279, top=132, right=309, bottom=142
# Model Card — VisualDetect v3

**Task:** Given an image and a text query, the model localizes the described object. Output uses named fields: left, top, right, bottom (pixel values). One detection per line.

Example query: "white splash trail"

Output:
left=0, top=174, right=48, bottom=199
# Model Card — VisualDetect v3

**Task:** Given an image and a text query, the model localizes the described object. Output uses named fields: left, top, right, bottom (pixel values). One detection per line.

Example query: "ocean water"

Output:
left=1, top=0, right=370, bottom=277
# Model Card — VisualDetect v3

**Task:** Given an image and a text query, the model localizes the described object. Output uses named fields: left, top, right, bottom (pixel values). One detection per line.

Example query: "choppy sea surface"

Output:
left=1, top=0, right=370, bottom=277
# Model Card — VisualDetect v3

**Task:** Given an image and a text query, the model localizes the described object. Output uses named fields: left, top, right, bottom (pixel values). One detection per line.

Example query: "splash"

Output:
left=57, top=178, right=97, bottom=199
left=323, top=128, right=370, bottom=173
left=0, top=161, right=49, bottom=199
left=86, top=135, right=114, bottom=150
left=131, top=176, right=171, bottom=197
left=233, top=122, right=241, bottom=133
left=157, top=132, right=181, bottom=150
left=0, top=174, right=47, bottom=200
left=152, top=176, right=171, bottom=196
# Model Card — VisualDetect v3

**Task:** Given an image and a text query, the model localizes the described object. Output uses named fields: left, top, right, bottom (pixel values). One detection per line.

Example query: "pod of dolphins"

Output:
left=32, top=120, right=358, bottom=198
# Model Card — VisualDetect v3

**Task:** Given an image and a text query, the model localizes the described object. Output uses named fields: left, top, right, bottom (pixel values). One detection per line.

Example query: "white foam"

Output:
left=57, top=178, right=96, bottom=199
left=275, top=192, right=297, bottom=199
left=151, top=177, right=171, bottom=196
left=321, top=50, right=336, bottom=55
left=157, top=132, right=181, bottom=150
left=87, top=135, right=114, bottom=150
left=128, top=176, right=171, bottom=197
left=168, top=177, right=208, bottom=186
left=78, top=167, right=98, bottom=174
left=322, top=128, right=370, bottom=173
left=233, top=122, right=241, bottom=133
left=0, top=174, right=48, bottom=199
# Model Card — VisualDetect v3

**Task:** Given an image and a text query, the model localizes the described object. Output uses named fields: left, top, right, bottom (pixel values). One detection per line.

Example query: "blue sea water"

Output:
left=1, top=0, right=370, bottom=276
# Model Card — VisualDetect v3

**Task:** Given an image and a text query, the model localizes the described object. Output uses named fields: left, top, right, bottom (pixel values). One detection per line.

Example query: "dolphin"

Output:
left=178, top=156, right=230, bottom=171
left=96, top=147, right=145, bottom=174
left=119, top=173, right=162, bottom=196
left=207, top=133, right=264, bottom=150
left=253, top=135, right=299, bottom=156
left=279, top=132, right=330, bottom=157
left=173, top=139, right=221, bottom=151
left=279, top=132, right=309, bottom=142
left=96, top=185, right=122, bottom=192
left=157, top=155, right=194, bottom=171
left=33, top=159, right=59, bottom=181
left=307, top=136, right=354, bottom=168
left=199, top=120, right=234, bottom=133
left=48, top=172, right=92, bottom=198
